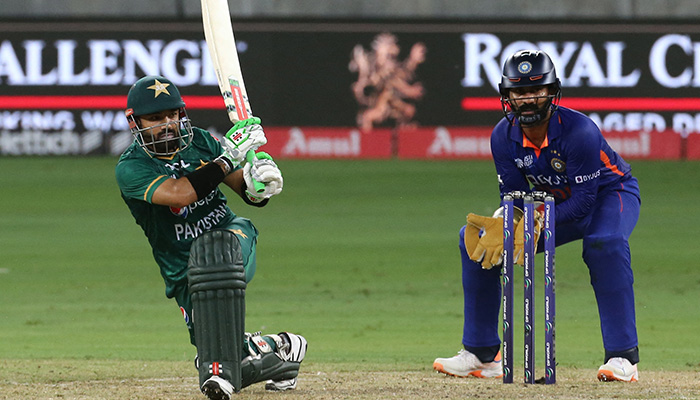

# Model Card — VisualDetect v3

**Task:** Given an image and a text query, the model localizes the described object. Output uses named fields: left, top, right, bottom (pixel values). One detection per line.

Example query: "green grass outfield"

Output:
left=0, top=158, right=699, bottom=389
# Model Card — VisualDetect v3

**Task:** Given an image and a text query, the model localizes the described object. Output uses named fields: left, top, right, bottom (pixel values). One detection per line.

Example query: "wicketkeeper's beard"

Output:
left=513, top=101, right=552, bottom=127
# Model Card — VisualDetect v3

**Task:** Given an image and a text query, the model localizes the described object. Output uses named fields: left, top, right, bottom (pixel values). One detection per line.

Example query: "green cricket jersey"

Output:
left=115, top=127, right=256, bottom=298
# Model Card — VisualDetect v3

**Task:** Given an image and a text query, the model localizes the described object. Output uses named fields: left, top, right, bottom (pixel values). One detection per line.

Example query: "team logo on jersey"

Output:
left=170, top=206, right=189, bottom=218
left=550, top=158, right=566, bottom=172
left=518, top=61, right=533, bottom=74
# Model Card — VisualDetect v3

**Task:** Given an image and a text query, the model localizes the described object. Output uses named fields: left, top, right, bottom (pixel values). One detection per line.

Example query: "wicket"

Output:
left=502, top=191, right=556, bottom=384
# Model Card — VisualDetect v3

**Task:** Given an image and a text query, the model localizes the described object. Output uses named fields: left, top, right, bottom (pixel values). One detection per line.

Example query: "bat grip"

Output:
left=245, top=150, right=266, bottom=193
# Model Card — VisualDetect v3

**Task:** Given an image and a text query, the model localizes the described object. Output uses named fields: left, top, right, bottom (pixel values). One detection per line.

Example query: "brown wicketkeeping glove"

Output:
left=464, top=213, right=504, bottom=269
left=464, top=206, right=525, bottom=269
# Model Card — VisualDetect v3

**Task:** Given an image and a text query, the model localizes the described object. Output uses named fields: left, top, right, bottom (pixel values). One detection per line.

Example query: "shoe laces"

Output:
left=456, top=349, right=470, bottom=359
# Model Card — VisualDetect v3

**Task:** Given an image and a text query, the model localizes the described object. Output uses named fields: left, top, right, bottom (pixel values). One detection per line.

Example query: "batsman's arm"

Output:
left=149, top=178, right=199, bottom=208
left=150, top=159, right=232, bottom=208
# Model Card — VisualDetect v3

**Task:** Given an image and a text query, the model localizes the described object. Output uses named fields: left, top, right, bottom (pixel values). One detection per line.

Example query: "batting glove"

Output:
left=222, top=116, right=267, bottom=165
left=243, top=152, right=283, bottom=202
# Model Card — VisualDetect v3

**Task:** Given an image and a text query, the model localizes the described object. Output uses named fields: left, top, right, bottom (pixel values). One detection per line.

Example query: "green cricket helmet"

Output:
left=125, top=75, right=194, bottom=156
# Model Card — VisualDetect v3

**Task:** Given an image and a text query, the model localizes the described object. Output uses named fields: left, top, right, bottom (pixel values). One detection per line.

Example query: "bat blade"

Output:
left=201, top=0, right=252, bottom=123
left=201, top=0, right=265, bottom=193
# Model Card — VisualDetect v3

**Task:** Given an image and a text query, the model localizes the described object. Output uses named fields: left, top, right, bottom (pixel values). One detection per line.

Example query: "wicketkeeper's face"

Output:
left=508, top=85, right=551, bottom=115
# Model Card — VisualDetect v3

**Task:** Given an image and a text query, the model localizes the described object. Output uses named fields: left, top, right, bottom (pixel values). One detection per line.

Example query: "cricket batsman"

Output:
left=433, top=50, right=641, bottom=382
left=115, top=75, right=307, bottom=399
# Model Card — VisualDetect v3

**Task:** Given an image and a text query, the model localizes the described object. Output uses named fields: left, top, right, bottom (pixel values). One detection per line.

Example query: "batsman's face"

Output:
left=138, top=109, right=181, bottom=154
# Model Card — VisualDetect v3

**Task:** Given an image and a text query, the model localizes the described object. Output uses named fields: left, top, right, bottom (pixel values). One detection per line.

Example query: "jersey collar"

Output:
left=510, top=108, right=563, bottom=158
left=522, top=133, right=548, bottom=158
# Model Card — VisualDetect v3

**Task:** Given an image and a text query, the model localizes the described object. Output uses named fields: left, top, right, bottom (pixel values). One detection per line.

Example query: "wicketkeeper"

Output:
left=115, top=75, right=307, bottom=400
left=433, top=50, right=641, bottom=382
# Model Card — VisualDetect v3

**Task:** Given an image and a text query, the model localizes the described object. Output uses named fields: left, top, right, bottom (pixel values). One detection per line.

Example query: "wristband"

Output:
left=185, top=161, right=226, bottom=199
left=214, top=155, right=235, bottom=175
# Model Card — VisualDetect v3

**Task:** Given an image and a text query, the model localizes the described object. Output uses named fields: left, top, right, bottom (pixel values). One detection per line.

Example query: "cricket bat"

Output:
left=201, top=0, right=265, bottom=193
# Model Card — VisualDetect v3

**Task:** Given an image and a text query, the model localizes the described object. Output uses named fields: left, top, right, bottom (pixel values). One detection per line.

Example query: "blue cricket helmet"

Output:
left=498, top=50, right=561, bottom=127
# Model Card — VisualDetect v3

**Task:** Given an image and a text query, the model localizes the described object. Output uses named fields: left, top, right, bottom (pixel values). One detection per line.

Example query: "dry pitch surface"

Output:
left=1, top=361, right=698, bottom=400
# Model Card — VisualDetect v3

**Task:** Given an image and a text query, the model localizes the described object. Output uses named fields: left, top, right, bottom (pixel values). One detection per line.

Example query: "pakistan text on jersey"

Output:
left=174, top=204, right=228, bottom=241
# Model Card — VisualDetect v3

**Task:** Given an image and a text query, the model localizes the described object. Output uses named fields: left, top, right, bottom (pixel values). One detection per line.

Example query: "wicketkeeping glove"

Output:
left=222, top=116, right=267, bottom=165
left=243, top=152, right=283, bottom=203
left=464, top=206, right=524, bottom=270
left=464, top=213, right=504, bottom=269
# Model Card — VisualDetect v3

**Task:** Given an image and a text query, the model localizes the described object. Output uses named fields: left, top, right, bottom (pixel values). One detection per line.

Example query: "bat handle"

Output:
left=245, top=150, right=266, bottom=193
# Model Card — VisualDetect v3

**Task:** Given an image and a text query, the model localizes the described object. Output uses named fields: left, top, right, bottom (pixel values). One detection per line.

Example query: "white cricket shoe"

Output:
left=265, top=377, right=298, bottom=391
left=201, top=375, right=234, bottom=400
left=264, top=332, right=307, bottom=391
left=433, top=349, right=503, bottom=378
left=597, top=357, right=639, bottom=382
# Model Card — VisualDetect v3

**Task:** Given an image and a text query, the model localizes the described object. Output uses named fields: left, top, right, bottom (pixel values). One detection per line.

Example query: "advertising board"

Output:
left=2, top=21, right=699, bottom=158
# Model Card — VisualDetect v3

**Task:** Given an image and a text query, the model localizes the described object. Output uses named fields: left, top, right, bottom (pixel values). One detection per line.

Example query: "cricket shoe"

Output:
left=433, top=349, right=504, bottom=378
left=265, top=377, right=298, bottom=391
left=597, top=357, right=639, bottom=382
left=264, top=332, right=307, bottom=391
left=201, top=375, right=234, bottom=400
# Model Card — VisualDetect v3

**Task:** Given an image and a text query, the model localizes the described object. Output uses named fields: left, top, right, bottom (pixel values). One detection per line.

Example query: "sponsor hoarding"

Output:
left=2, top=20, right=700, bottom=158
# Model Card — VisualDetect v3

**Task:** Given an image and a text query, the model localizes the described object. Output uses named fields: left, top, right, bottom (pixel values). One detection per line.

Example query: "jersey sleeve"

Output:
left=195, top=127, right=225, bottom=155
left=192, top=127, right=243, bottom=172
left=555, top=120, right=601, bottom=223
left=115, top=158, right=170, bottom=204
left=491, top=122, right=529, bottom=199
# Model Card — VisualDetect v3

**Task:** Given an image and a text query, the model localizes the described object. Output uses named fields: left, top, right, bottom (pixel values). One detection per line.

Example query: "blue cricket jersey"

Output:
left=491, top=106, right=636, bottom=224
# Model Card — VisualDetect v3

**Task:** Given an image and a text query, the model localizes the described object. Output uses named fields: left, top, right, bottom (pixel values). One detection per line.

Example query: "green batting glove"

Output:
left=222, top=117, right=267, bottom=164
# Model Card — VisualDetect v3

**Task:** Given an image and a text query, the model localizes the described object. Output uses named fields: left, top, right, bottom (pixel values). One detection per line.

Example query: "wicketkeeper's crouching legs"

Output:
left=188, top=230, right=307, bottom=398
